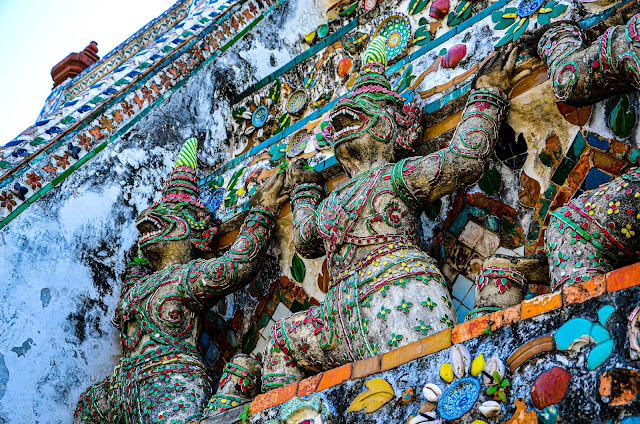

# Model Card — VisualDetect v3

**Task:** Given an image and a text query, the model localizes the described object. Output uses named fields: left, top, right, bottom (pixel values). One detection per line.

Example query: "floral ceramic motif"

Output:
left=286, top=90, right=309, bottom=115
left=491, top=0, right=567, bottom=47
left=372, top=13, right=413, bottom=62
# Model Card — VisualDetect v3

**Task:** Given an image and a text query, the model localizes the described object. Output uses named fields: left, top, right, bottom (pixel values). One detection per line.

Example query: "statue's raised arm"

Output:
left=399, top=46, right=519, bottom=205
left=285, top=160, right=327, bottom=259
left=186, top=173, right=288, bottom=300
left=532, top=16, right=640, bottom=106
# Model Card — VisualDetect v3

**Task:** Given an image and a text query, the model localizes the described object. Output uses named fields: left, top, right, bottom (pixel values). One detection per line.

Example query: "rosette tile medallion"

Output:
left=258, top=34, right=511, bottom=391
left=286, top=130, right=311, bottom=159
left=372, top=13, right=413, bottom=63
left=438, top=377, right=482, bottom=420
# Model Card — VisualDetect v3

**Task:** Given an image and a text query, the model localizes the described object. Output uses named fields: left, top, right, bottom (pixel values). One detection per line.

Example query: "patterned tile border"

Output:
left=247, top=260, right=640, bottom=414
left=0, top=0, right=283, bottom=230
left=40, top=0, right=193, bottom=117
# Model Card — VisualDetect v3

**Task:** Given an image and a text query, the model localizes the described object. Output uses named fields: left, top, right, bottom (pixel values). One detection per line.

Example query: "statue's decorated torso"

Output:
left=114, top=260, right=214, bottom=356
left=316, top=162, right=426, bottom=275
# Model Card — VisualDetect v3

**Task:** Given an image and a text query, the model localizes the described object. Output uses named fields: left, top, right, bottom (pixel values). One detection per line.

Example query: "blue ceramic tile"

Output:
left=587, top=339, right=613, bottom=370
left=582, top=168, right=613, bottom=191
left=452, top=274, right=474, bottom=301
left=456, top=304, right=470, bottom=325
left=485, top=215, right=501, bottom=233
left=597, top=305, right=615, bottom=326
left=584, top=131, right=609, bottom=150
left=449, top=208, right=469, bottom=236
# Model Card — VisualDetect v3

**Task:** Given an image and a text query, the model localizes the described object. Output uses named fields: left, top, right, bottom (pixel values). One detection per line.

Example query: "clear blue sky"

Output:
left=0, top=0, right=177, bottom=145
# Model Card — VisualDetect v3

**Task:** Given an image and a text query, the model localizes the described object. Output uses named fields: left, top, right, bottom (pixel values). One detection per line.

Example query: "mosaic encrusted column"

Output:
left=538, top=15, right=640, bottom=106
left=204, top=355, right=261, bottom=417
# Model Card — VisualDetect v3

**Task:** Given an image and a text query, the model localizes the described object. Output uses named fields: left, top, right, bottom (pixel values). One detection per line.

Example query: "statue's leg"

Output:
left=471, top=254, right=549, bottom=318
left=132, top=361, right=214, bottom=424
left=262, top=302, right=339, bottom=391
left=73, top=376, right=113, bottom=423
left=358, top=266, right=456, bottom=354
left=204, top=354, right=261, bottom=416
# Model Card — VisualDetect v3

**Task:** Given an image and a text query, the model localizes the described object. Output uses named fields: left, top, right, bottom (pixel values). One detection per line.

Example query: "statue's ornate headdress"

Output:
left=152, top=137, right=217, bottom=251
left=334, top=36, right=423, bottom=151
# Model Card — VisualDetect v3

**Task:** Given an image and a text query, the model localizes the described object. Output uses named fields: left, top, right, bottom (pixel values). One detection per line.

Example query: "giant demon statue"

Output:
left=255, top=37, right=523, bottom=389
left=74, top=137, right=288, bottom=423
left=471, top=15, right=640, bottom=316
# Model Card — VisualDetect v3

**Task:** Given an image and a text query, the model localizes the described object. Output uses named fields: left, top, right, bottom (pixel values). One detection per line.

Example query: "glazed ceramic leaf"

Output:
left=340, top=2, right=358, bottom=17
left=241, top=323, right=258, bottom=354
left=273, top=113, right=291, bottom=135
left=414, top=23, right=431, bottom=46
left=347, top=378, right=395, bottom=414
left=549, top=2, right=567, bottom=17
left=232, top=106, right=248, bottom=123
left=269, top=143, right=287, bottom=162
left=495, top=21, right=519, bottom=47
left=268, top=79, right=281, bottom=103
left=609, top=94, right=636, bottom=138
left=448, top=0, right=472, bottom=26
left=291, top=253, right=306, bottom=282
left=511, top=17, right=530, bottom=42
left=408, top=0, right=429, bottom=15
left=227, top=167, right=245, bottom=190
left=537, top=12, right=551, bottom=25
left=393, top=65, right=415, bottom=92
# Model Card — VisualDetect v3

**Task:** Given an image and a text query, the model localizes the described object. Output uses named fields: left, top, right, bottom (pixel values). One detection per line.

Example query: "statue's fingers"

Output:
left=277, top=194, right=289, bottom=204
left=272, top=171, right=285, bottom=192
left=512, top=69, right=532, bottom=84
left=505, top=44, right=520, bottom=75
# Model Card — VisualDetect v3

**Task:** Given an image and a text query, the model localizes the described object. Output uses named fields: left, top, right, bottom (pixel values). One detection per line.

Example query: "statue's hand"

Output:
left=474, top=44, right=522, bottom=93
left=518, top=20, right=580, bottom=57
left=250, top=172, right=289, bottom=212
left=285, top=159, right=325, bottom=190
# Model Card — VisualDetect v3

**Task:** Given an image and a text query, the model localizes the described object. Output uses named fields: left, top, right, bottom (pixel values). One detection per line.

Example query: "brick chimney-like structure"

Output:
left=51, top=41, right=100, bottom=87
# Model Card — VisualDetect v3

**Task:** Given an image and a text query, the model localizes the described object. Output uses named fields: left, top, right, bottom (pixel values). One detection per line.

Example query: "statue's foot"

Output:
left=204, top=354, right=262, bottom=417
left=467, top=254, right=549, bottom=320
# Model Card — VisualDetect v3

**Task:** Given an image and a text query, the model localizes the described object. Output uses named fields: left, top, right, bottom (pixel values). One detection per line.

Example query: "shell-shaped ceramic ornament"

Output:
left=483, top=356, right=506, bottom=385
left=479, top=400, right=502, bottom=418
left=422, top=383, right=442, bottom=402
left=449, top=344, right=471, bottom=378
left=409, top=411, right=440, bottom=424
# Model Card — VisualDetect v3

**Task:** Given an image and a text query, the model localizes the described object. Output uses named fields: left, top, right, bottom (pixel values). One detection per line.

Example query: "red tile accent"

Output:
left=276, top=381, right=298, bottom=405
left=381, top=328, right=452, bottom=372
left=607, top=262, right=640, bottom=292
left=297, top=373, right=323, bottom=397
left=351, top=355, right=381, bottom=380
left=315, top=363, right=351, bottom=392
left=563, top=274, right=606, bottom=305
left=521, top=292, right=562, bottom=320
left=249, top=388, right=281, bottom=414
left=452, top=315, right=490, bottom=344
left=489, top=304, right=521, bottom=332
